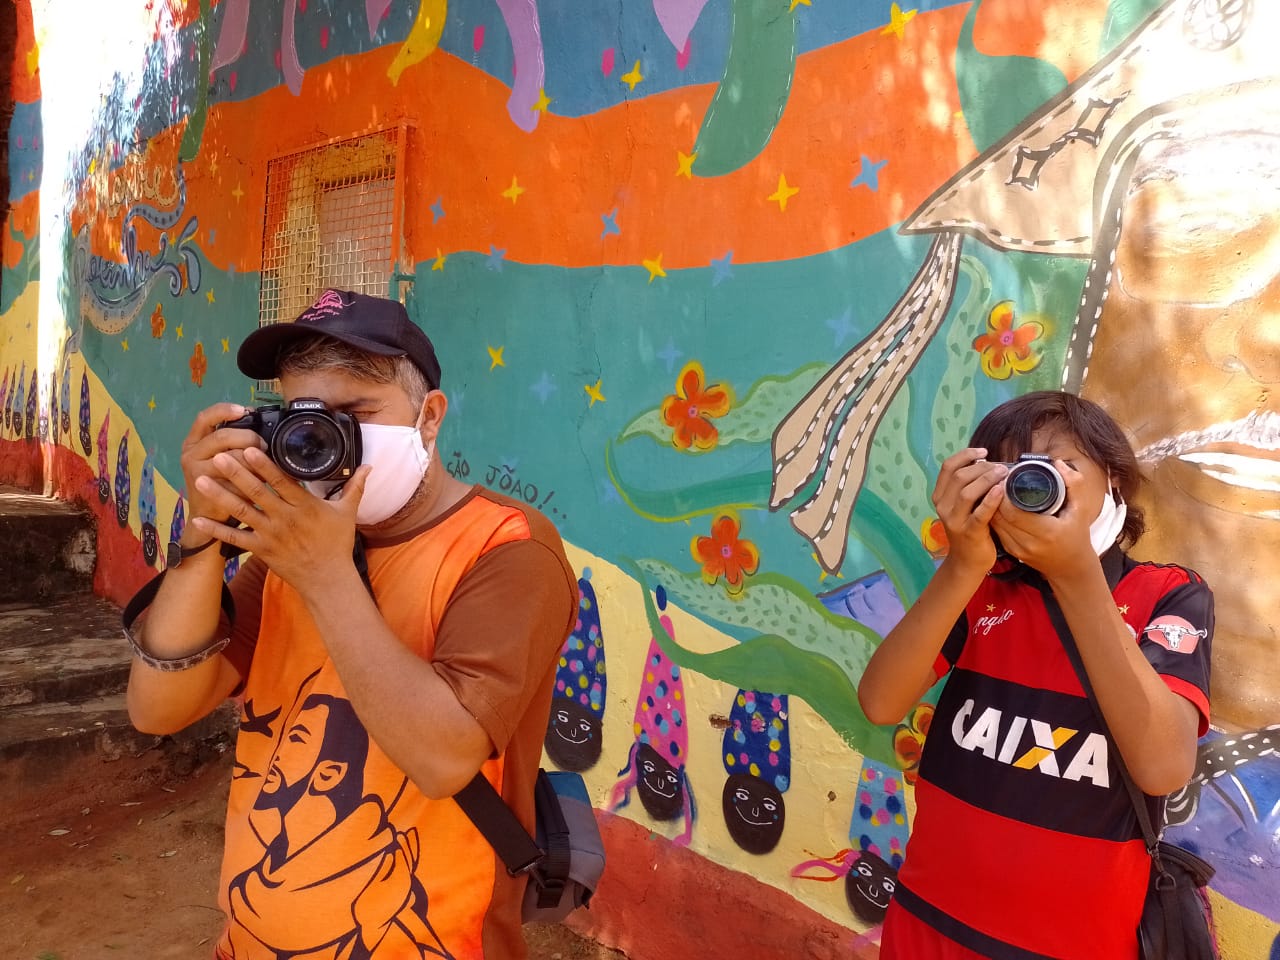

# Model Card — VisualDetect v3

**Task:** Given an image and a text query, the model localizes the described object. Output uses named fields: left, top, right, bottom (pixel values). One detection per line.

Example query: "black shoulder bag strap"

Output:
left=1039, top=587, right=1184, bottom=953
left=453, top=771, right=568, bottom=908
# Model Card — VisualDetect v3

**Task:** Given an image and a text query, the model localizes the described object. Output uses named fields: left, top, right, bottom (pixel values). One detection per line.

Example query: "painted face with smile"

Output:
left=1082, top=128, right=1280, bottom=729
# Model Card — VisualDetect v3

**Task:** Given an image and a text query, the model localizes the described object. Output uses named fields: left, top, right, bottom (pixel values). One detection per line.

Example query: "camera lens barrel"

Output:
left=1005, top=457, right=1066, bottom=514
left=271, top=413, right=350, bottom=481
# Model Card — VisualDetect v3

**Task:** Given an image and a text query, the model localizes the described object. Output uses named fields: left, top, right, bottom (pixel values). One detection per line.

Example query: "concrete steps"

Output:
left=0, top=484, right=236, bottom=807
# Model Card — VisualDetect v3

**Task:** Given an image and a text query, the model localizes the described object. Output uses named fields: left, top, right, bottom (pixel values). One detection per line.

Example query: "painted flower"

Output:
left=150, top=303, right=165, bottom=338
left=190, top=342, right=207, bottom=387
left=972, top=300, right=1044, bottom=380
left=892, top=702, right=934, bottom=784
left=921, top=517, right=949, bottom=558
left=691, top=513, right=759, bottom=597
left=661, top=361, right=732, bottom=451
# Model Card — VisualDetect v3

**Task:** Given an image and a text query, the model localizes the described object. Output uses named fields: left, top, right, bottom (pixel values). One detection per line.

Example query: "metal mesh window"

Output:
left=256, top=126, right=407, bottom=394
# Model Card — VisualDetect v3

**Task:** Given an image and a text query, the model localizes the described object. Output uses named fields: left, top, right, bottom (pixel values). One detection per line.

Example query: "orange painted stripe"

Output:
left=974, top=0, right=1112, bottom=84
left=81, top=5, right=975, bottom=274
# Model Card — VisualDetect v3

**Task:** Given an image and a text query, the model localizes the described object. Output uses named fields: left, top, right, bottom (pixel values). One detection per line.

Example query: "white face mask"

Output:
left=1090, top=487, right=1127, bottom=556
left=306, top=422, right=432, bottom=526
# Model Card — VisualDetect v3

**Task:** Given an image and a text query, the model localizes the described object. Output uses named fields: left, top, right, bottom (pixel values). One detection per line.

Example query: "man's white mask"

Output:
left=306, top=423, right=432, bottom=526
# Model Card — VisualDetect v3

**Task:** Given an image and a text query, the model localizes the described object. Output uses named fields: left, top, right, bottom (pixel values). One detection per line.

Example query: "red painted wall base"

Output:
left=565, top=810, right=880, bottom=960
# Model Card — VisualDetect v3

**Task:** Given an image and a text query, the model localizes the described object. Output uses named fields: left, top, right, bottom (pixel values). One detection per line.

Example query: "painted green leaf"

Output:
left=869, top=383, right=931, bottom=538
left=930, top=255, right=987, bottom=467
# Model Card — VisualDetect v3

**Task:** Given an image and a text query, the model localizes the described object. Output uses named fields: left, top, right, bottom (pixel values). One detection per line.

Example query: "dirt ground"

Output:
left=0, top=749, right=626, bottom=960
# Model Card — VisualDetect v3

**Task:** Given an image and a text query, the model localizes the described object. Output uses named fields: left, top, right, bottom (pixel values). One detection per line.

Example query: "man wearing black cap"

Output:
left=126, top=289, right=578, bottom=959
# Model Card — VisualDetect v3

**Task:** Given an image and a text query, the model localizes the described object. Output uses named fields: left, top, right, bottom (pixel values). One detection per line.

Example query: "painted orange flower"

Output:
left=893, top=702, right=934, bottom=784
left=190, top=342, right=207, bottom=387
left=921, top=517, right=949, bottom=558
left=661, top=361, right=732, bottom=451
left=691, top=513, right=759, bottom=596
left=972, top=300, right=1044, bottom=380
left=150, top=303, right=165, bottom=338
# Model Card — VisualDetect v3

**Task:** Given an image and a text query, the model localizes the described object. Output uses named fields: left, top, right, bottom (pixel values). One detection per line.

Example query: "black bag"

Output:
left=1041, top=591, right=1218, bottom=960
left=454, top=767, right=606, bottom=923
left=1139, top=841, right=1217, bottom=960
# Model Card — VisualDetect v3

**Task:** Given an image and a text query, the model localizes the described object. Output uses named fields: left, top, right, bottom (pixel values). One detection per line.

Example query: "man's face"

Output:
left=259, top=703, right=331, bottom=811
left=1081, top=133, right=1280, bottom=730
left=278, top=368, right=419, bottom=431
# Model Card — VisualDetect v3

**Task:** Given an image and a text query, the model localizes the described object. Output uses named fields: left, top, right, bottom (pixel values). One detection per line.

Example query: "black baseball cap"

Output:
left=237, top=289, right=442, bottom=389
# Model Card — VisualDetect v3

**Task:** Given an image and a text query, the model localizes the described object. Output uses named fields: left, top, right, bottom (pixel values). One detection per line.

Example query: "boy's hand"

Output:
left=932, top=447, right=1008, bottom=575
left=991, top=458, right=1097, bottom=579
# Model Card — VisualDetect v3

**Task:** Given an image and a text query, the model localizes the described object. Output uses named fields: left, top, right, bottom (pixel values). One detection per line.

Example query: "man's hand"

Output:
left=190, top=446, right=372, bottom=598
left=932, top=447, right=1008, bottom=576
left=180, top=403, right=267, bottom=528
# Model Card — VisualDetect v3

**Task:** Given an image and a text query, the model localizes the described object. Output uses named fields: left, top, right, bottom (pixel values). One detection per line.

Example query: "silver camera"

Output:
left=1000, top=454, right=1065, bottom=514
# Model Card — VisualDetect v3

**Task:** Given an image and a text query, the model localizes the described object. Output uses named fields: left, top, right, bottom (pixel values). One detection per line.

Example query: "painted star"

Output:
left=600, top=208, right=621, bottom=239
left=621, top=60, right=644, bottom=91
left=850, top=154, right=888, bottom=191
left=502, top=176, right=525, bottom=203
left=532, top=88, right=552, bottom=113
left=826, top=308, right=855, bottom=347
left=121, top=339, right=130, bottom=352
left=176, top=325, right=184, bottom=339
left=767, top=174, right=799, bottom=212
left=584, top=379, right=606, bottom=407
left=231, top=182, right=245, bottom=202
left=221, top=338, right=231, bottom=353
left=206, top=289, right=216, bottom=305
left=657, top=338, right=683, bottom=373
left=676, top=150, right=698, bottom=178
left=430, top=196, right=445, bottom=223
left=486, top=245, right=507, bottom=272
left=642, top=253, right=666, bottom=283
left=530, top=372, right=557, bottom=403
left=148, top=396, right=156, bottom=411
left=882, top=3, right=917, bottom=39
left=488, top=345, right=505, bottom=370
left=790, top=0, right=810, bottom=9
left=710, top=251, right=734, bottom=287
left=432, top=249, right=447, bottom=271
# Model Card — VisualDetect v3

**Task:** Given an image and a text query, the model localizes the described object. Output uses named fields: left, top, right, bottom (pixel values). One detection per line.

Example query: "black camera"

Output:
left=999, top=454, right=1065, bottom=514
left=219, top=398, right=362, bottom=482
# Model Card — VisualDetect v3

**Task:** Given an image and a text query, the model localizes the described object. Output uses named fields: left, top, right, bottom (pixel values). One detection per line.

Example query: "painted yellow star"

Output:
left=642, top=253, right=666, bottom=284
left=584, top=379, right=606, bottom=407
left=532, top=88, right=552, bottom=113
left=175, top=325, right=184, bottom=339
left=231, top=182, right=245, bottom=202
left=882, top=2, right=917, bottom=39
left=790, top=0, right=810, bottom=10
left=221, top=338, right=230, bottom=353
left=206, top=288, right=216, bottom=305
left=488, top=345, right=505, bottom=370
left=148, top=396, right=156, bottom=411
left=676, top=150, right=698, bottom=178
left=502, top=176, right=525, bottom=204
left=432, top=248, right=447, bottom=271
left=121, top=338, right=129, bottom=352
left=767, top=174, right=799, bottom=212
left=621, top=60, right=644, bottom=91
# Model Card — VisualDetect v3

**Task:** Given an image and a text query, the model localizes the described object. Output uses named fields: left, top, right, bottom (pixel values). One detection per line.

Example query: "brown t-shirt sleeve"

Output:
left=430, top=538, right=577, bottom=754
left=221, top=555, right=270, bottom=683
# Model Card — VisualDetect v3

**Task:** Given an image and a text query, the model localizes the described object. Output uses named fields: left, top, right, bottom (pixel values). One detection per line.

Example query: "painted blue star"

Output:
left=430, top=196, right=445, bottom=223
left=826, top=308, right=855, bottom=347
left=598, top=477, right=622, bottom=505
left=530, top=371, right=557, bottom=403
left=656, top=337, right=683, bottom=373
left=600, top=207, right=620, bottom=239
left=486, top=245, right=507, bottom=272
left=710, top=251, right=734, bottom=287
left=850, top=154, right=888, bottom=191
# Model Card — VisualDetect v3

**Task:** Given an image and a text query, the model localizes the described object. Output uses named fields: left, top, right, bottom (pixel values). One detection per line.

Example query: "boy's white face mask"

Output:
left=1090, top=486, right=1127, bottom=556
left=306, top=422, right=432, bottom=526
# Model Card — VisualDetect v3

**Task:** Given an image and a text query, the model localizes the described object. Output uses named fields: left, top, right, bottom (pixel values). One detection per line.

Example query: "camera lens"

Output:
left=271, top=415, right=346, bottom=480
left=1006, top=461, right=1065, bottom=514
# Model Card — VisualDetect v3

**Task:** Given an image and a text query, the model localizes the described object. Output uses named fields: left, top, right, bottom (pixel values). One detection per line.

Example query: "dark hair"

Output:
left=969, top=391, right=1145, bottom=547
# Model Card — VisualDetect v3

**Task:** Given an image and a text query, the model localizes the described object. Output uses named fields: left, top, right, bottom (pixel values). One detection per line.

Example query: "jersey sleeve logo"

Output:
left=1143, top=615, right=1206, bottom=654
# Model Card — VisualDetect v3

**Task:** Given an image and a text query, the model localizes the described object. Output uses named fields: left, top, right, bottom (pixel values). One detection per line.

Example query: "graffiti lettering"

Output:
left=482, top=463, right=558, bottom=511
left=446, top=451, right=471, bottom=480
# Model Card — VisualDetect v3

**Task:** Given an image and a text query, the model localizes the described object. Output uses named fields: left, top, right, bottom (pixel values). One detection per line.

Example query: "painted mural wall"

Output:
left=3, top=0, right=1277, bottom=956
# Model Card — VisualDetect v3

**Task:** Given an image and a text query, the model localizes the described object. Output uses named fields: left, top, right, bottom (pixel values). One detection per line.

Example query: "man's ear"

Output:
left=310, top=760, right=350, bottom=794
left=416, top=390, right=448, bottom=445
